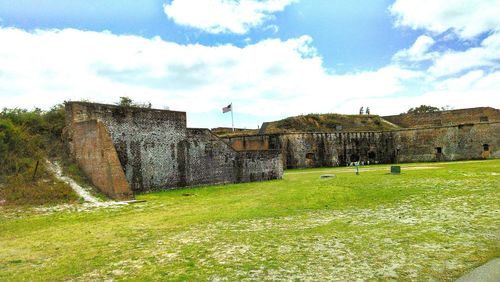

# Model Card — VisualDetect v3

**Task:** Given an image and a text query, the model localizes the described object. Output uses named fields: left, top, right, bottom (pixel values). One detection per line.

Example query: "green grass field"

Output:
left=1, top=160, right=499, bottom=281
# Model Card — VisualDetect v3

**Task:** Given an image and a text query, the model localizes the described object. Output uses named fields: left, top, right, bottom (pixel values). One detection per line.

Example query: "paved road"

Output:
left=456, top=258, right=500, bottom=282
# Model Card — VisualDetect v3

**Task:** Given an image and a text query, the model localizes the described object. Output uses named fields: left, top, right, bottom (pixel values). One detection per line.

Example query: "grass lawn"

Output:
left=0, top=160, right=499, bottom=281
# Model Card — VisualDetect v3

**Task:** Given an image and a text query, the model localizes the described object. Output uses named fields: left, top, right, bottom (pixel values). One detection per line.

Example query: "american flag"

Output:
left=222, top=103, right=232, bottom=113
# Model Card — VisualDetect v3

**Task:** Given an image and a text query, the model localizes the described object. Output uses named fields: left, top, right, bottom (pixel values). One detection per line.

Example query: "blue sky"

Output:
left=0, top=0, right=499, bottom=128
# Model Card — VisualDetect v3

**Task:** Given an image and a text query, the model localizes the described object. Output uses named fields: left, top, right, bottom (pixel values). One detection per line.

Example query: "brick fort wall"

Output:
left=65, top=102, right=283, bottom=195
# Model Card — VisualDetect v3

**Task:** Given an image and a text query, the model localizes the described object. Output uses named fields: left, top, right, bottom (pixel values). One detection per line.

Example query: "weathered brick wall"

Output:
left=184, top=129, right=239, bottom=186
left=278, top=132, right=395, bottom=168
left=66, top=102, right=283, bottom=194
left=66, top=102, right=188, bottom=192
left=394, top=122, right=500, bottom=162
left=383, top=107, right=500, bottom=128
left=69, top=120, right=133, bottom=200
left=227, top=135, right=271, bottom=151
left=237, top=150, right=283, bottom=182
left=224, top=132, right=396, bottom=168
left=224, top=121, right=499, bottom=169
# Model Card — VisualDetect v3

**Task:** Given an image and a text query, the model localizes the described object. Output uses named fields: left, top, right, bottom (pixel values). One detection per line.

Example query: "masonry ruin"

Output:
left=65, top=102, right=283, bottom=200
left=65, top=103, right=499, bottom=200
left=222, top=107, right=500, bottom=169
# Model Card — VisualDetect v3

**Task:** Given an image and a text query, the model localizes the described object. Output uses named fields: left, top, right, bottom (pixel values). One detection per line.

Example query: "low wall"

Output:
left=183, top=129, right=241, bottom=187
left=237, top=150, right=283, bottom=182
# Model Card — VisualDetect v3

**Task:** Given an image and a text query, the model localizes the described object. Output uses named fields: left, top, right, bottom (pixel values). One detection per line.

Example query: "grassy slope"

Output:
left=0, top=160, right=499, bottom=281
left=0, top=106, right=81, bottom=206
left=264, top=113, right=401, bottom=133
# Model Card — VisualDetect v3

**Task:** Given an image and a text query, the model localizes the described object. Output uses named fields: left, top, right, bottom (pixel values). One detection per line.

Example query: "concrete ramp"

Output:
left=456, top=258, right=500, bottom=282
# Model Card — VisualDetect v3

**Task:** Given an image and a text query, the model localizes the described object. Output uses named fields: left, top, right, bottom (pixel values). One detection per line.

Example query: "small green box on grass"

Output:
left=391, top=166, right=401, bottom=174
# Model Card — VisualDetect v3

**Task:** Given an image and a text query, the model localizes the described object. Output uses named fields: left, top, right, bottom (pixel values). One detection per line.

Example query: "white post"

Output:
left=231, top=103, right=234, bottom=132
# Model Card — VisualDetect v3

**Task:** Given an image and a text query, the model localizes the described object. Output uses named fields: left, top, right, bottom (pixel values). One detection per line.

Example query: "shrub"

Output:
left=0, top=104, right=81, bottom=206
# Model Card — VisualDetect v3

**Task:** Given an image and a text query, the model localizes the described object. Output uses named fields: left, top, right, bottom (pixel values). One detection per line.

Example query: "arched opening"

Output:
left=483, top=144, right=490, bottom=152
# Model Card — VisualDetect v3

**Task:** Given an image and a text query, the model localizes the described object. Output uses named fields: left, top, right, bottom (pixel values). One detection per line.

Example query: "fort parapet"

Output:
left=382, top=107, right=500, bottom=128
left=222, top=109, right=500, bottom=168
left=64, top=102, right=499, bottom=199
left=65, top=102, right=283, bottom=199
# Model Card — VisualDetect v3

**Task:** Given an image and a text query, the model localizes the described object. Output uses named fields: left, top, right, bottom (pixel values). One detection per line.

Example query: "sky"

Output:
left=0, top=0, right=499, bottom=128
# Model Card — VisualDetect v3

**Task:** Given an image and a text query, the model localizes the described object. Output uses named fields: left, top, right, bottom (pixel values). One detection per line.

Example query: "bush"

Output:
left=0, top=104, right=81, bottom=206
left=0, top=118, right=42, bottom=177
left=117, top=96, right=151, bottom=108
left=406, top=105, right=441, bottom=114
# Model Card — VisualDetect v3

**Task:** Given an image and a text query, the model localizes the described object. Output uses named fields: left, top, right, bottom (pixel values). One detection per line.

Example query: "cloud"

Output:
left=0, top=27, right=498, bottom=128
left=163, top=0, right=296, bottom=34
left=386, top=0, right=500, bottom=112
left=428, top=32, right=500, bottom=77
left=393, top=35, right=437, bottom=62
left=415, top=70, right=500, bottom=109
left=389, top=0, right=500, bottom=39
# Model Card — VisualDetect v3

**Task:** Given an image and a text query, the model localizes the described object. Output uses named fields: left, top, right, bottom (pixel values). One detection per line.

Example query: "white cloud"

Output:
left=415, top=70, right=500, bottom=109
left=0, top=27, right=498, bottom=128
left=163, top=0, right=296, bottom=34
left=393, top=35, right=437, bottom=62
left=428, top=32, right=500, bottom=77
left=389, top=0, right=500, bottom=39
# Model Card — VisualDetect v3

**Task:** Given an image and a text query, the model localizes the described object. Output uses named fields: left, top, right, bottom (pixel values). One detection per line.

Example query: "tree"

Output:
left=117, top=96, right=152, bottom=108
left=118, top=96, right=133, bottom=107
left=406, top=105, right=441, bottom=114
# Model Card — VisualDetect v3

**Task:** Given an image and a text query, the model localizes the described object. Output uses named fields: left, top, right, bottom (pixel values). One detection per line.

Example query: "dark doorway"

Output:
left=436, top=147, right=442, bottom=154
left=483, top=144, right=490, bottom=151
left=305, top=152, right=316, bottom=167
left=368, top=151, right=376, bottom=159
left=350, top=154, right=360, bottom=162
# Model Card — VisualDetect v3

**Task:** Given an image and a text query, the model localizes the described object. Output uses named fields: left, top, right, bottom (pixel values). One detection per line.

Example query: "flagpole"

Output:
left=231, top=103, right=234, bottom=132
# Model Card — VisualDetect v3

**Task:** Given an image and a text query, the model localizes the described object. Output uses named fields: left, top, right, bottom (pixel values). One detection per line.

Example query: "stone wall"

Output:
left=383, top=107, right=500, bottom=128
left=279, top=132, right=396, bottom=168
left=66, top=102, right=188, bottom=192
left=65, top=102, right=283, bottom=195
left=223, top=132, right=396, bottom=168
left=237, top=150, right=283, bottom=182
left=223, top=122, right=499, bottom=168
left=183, top=128, right=241, bottom=187
left=394, top=122, right=500, bottom=162
left=228, top=135, right=271, bottom=151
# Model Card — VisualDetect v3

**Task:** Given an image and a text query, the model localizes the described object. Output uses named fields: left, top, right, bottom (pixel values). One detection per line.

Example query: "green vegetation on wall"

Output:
left=270, top=113, right=400, bottom=133
left=405, top=105, right=452, bottom=114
